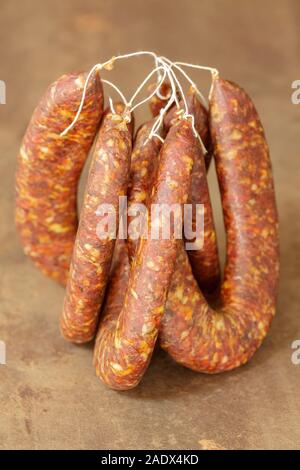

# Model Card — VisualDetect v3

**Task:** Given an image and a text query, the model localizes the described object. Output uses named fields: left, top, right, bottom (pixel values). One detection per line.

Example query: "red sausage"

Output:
left=163, top=87, right=212, bottom=169
left=94, top=119, right=198, bottom=390
left=160, top=76, right=280, bottom=373
left=148, top=81, right=171, bottom=118
left=15, top=71, right=103, bottom=285
left=127, top=119, right=164, bottom=262
left=60, top=104, right=133, bottom=343
left=148, top=86, right=220, bottom=296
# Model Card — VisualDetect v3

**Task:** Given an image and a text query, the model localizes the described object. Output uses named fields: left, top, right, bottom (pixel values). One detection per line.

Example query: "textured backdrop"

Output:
left=0, top=0, right=299, bottom=450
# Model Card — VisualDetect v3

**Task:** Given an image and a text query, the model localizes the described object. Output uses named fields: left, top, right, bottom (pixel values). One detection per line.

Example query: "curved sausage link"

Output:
left=93, top=119, right=197, bottom=390
left=148, top=81, right=171, bottom=118
left=164, top=87, right=212, bottom=169
left=60, top=104, right=132, bottom=344
left=15, top=71, right=103, bottom=285
left=127, top=119, right=164, bottom=261
left=180, top=90, right=220, bottom=297
left=186, top=146, right=220, bottom=298
left=148, top=87, right=220, bottom=296
left=160, top=77, right=280, bottom=373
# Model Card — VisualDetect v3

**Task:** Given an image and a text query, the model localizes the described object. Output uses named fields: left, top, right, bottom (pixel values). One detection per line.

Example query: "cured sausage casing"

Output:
left=94, top=119, right=198, bottom=390
left=150, top=88, right=220, bottom=296
left=15, top=71, right=103, bottom=285
left=61, top=104, right=132, bottom=343
left=160, top=77, right=280, bottom=373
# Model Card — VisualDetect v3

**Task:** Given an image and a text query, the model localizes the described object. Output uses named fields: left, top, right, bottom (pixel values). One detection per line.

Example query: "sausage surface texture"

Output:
left=148, top=81, right=171, bottom=118
left=149, top=87, right=220, bottom=296
left=127, top=119, right=163, bottom=261
left=163, top=88, right=212, bottom=169
left=160, top=77, right=280, bottom=373
left=15, top=71, right=103, bottom=285
left=179, top=91, right=219, bottom=296
left=94, top=119, right=197, bottom=390
left=60, top=104, right=132, bottom=343
left=112, top=113, right=218, bottom=370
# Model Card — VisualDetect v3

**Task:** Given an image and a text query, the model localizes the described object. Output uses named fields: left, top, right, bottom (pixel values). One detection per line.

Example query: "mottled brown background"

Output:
left=1, top=0, right=300, bottom=450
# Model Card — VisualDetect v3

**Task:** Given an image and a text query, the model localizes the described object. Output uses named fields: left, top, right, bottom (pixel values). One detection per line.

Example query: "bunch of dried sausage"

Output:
left=15, top=54, right=280, bottom=390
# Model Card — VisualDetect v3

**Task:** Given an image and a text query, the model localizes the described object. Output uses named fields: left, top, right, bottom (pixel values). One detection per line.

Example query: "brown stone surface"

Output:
left=1, top=0, right=300, bottom=450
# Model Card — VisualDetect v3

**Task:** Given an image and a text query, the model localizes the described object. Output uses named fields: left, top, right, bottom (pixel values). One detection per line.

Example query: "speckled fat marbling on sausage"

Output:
left=60, top=104, right=132, bottom=343
left=186, top=147, right=220, bottom=299
left=128, top=96, right=220, bottom=300
left=171, top=90, right=220, bottom=297
left=94, top=119, right=198, bottom=390
left=164, top=88, right=212, bottom=168
left=15, top=71, right=103, bottom=285
left=127, top=119, right=163, bottom=261
left=149, top=87, right=220, bottom=296
left=148, top=81, right=171, bottom=118
left=160, top=76, right=280, bottom=373
left=152, top=88, right=219, bottom=297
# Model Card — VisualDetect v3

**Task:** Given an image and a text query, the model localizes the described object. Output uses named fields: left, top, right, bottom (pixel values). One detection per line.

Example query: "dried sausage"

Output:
left=127, top=119, right=163, bottom=261
left=94, top=119, right=197, bottom=390
left=150, top=88, right=220, bottom=297
left=127, top=110, right=218, bottom=298
left=148, top=81, right=171, bottom=118
left=176, top=90, right=220, bottom=296
left=15, top=71, right=103, bottom=285
left=163, top=87, right=212, bottom=169
left=60, top=104, right=132, bottom=343
left=160, top=77, right=280, bottom=372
